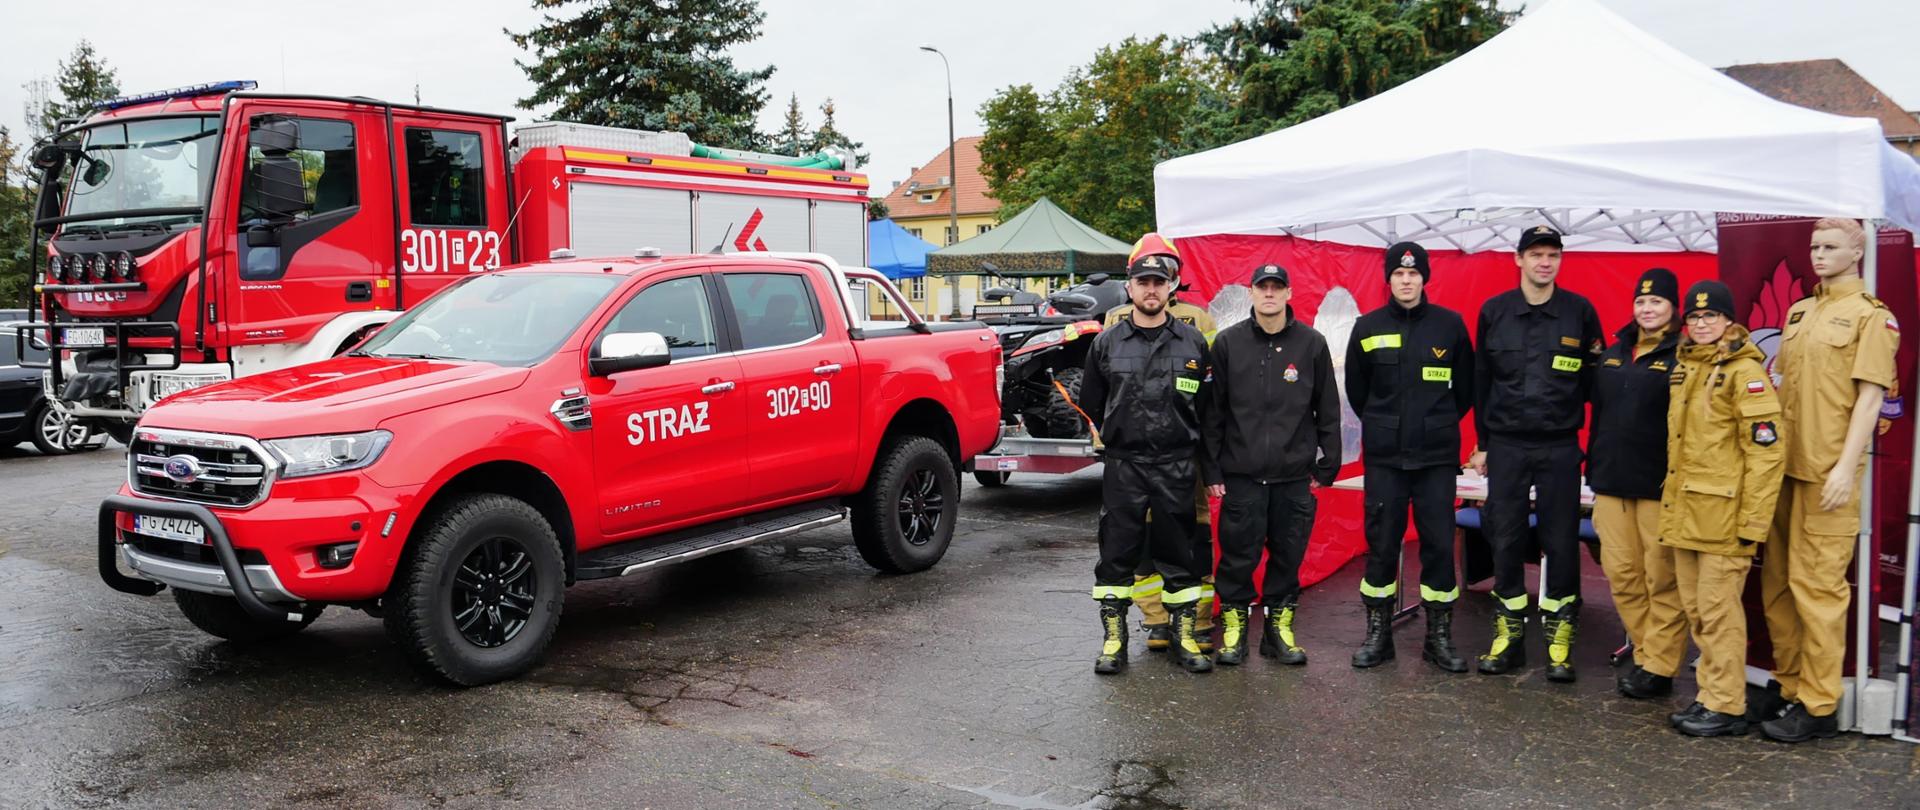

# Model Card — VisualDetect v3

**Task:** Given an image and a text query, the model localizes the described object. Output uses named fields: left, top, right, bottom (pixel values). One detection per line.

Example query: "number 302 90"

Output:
left=767, top=381, right=833, bottom=419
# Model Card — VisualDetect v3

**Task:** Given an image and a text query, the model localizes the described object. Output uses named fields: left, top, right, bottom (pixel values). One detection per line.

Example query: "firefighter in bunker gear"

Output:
left=1760, top=217, right=1899, bottom=742
left=1085, top=237, right=1215, bottom=674
left=1660, top=280, right=1784, bottom=737
left=1344, top=242, right=1475, bottom=672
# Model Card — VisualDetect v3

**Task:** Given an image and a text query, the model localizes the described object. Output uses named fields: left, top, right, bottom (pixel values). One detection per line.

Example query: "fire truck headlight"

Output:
left=265, top=430, right=393, bottom=479
left=113, top=252, right=135, bottom=281
left=47, top=254, right=62, bottom=283
left=61, top=254, right=82, bottom=283
left=89, top=254, right=111, bottom=283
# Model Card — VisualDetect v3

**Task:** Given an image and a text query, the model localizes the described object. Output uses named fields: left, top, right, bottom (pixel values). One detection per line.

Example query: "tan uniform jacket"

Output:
left=1108, top=301, right=1217, bottom=340
left=1659, top=326, right=1785, bottom=555
left=1776, top=277, right=1900, bottom=483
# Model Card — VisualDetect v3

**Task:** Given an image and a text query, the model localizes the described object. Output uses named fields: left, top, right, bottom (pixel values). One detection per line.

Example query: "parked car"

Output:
left=1, top=310, right=105, bottom=455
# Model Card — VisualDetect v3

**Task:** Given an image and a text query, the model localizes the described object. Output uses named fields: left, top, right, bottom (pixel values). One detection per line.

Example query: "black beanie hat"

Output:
left=1385, top=242, right=1429, bottom=283
left=1633, top=267, right=1679, bottom=307
left=1684, top=280, right=1736, bottom=320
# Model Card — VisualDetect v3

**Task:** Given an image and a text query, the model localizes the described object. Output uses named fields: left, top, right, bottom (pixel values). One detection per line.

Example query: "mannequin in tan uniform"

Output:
left=1108, top=297, right=1219, bottom=650
left=1759, top=217, right=1899, bottom=742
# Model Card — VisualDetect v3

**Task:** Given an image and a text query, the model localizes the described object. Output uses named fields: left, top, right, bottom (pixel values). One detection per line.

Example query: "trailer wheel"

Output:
left=972, top=469, right=1012, bottom=488
left=852, top=435, right=958, bottom=574
left=174, top=590, right=321, bottom=643
left=385, top=494, right=565, bottom=686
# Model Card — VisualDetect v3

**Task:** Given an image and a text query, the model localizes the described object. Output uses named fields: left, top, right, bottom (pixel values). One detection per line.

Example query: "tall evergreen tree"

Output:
left=506, top=0, right=775, bottom=150
left=40, top=40, right=120, bottom=135
left=806, top=97, right=866, bottom=167
left=0, top=127, right=35, bottom=308
left=775, top=93, right=811, bottom=156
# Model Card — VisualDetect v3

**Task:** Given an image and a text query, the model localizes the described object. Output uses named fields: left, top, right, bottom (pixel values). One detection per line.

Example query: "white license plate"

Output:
left=134, top=515, right=206, bottom=544
left=154, top=375, right=222, bottom=401
left=993, top=458, right=1019, bottom=471
left=63, top=327, right=106, bottom=348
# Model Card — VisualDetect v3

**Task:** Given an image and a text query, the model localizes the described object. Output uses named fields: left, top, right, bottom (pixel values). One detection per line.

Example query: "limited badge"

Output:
left=1752, top=421, right=1778, bottom=446
left=1746, top=380, right=1765, bottom=394
left=1176, top=377, right=1200, bottom=394
left=1283, top=364, right=1299, bottom=382
left=1604, top=358, right=1622, bottom=367
left=1559, top=336, right=1580, bottom=348
left=1551, top=356, right=1581, bottom=372
left=1788, top=311, right=1805, bottom=325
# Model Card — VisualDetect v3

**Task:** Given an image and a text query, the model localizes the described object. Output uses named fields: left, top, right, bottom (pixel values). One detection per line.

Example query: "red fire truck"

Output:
left=11, top=81, right=871, bottom=441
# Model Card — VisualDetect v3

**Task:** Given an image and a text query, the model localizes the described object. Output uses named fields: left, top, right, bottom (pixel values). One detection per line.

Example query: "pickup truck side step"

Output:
left=574, top=502, right=847, bottom=580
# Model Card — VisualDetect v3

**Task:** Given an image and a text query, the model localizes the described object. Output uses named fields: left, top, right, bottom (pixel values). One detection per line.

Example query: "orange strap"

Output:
left=1053, top=378, right=1101, bottom=444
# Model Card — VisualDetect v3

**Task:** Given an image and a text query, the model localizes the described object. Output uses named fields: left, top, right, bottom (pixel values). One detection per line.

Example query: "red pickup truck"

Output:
left=96, top=253, right=1002, bottom=684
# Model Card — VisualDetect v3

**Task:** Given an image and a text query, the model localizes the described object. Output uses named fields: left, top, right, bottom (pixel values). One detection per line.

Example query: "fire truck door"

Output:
left=390, top=117, right=509, bottom=304
left=227, top=108, right=395, bottom=353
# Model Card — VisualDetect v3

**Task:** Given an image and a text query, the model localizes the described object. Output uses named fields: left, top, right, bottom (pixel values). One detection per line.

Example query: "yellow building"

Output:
left=875, top=136, right=1056, bottom=319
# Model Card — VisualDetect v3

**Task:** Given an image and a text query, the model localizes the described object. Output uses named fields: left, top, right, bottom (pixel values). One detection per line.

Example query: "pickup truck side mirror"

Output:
left=590, top=331, right=671, bottom=376
left=247, top=119, right=312, bottom=221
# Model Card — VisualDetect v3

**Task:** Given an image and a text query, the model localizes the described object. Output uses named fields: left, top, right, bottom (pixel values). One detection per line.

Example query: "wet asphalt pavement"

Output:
left=0, top=446, right=1916, bottom=809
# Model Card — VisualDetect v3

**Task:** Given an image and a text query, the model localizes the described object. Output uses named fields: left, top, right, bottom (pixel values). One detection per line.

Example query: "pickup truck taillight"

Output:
left=994, top=356, right=1004, bottom=406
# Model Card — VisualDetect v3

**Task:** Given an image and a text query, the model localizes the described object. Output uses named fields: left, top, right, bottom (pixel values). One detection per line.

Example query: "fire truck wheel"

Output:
left=173, top=589, right=321, bottom=643
left=972, top=469, right=1012, bottom=488
left=852, top=435, right=957, bottom=574
left=385, top=493, right=565, bottom=686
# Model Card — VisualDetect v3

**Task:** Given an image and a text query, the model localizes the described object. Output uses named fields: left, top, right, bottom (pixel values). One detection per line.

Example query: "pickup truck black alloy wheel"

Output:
left=173, top=589, right=321, bottom=642
left=852, top=435, right=958, bottom=574
left=386, top=494, right=565, bottom=686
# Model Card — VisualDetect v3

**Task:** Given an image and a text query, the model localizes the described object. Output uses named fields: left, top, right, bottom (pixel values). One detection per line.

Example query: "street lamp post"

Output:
left=920, top=45, right=961, bottom=319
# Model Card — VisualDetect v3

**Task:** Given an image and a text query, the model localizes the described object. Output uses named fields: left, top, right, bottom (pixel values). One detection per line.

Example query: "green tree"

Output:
left=806, top=97, right=867, bottom=167
left=867, top=196, right=889, bottom=222
left=507, top=0, right=775, bottom=150
left=0, top=127, right=35, bottom=308
left=40, top=40, right=120, bottom=135
left=775, top=93, right=811, bottom=155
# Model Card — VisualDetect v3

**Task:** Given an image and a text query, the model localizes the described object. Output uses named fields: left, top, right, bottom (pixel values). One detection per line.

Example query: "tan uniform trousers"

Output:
left=1593, top=495, right=1687, bottom=678
left=1672, top=548, right=1754, bottom=716
left=1762, top=476, right=1860, bottom=718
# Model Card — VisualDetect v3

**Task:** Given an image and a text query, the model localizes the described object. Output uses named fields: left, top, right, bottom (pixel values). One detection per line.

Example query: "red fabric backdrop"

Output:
left=1177, top=234, right=1720, bottom=590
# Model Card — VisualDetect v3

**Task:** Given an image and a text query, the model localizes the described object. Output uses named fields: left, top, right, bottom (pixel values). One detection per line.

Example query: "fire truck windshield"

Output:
left=60, top=116, right=219, bottom=233
left=353, top=272, right=623, bottom=366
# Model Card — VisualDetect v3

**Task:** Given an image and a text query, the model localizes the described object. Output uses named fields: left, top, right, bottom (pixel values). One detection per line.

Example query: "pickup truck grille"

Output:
left=128, top=429, right=274, bottom=508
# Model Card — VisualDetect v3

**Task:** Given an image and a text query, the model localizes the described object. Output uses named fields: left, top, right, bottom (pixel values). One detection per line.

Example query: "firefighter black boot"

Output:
left=1094, top=597, right=1130, bottom=675
left=1542, top=601, right=1580, bottom=683
left=1421, top=602, right=1469, bottom=673
left=1476, top=599, right=1528, bottom=675
left=1259, top=600, right=1307, bottom=665
left=1168, top=602, right=1214, bottom=673
left=1350, top=597, right=1395, bottom=668
left=1216, top=606, right=1251, bottom=666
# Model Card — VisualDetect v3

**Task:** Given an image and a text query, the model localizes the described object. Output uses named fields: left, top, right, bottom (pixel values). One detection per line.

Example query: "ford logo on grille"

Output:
left=163, top=454, right=203, bottom=483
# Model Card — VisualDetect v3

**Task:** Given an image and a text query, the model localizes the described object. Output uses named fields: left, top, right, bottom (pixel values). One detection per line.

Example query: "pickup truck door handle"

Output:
left=813, top=363, right=842, bottom=376
left=700, top=381, right=735, bottom=395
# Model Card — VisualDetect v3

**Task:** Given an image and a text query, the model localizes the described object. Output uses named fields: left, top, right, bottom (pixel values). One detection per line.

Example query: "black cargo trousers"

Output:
left=1361, top=464, right=1459, bottom=601
left=1215, top=475, right=1316, bottom=606
left=1484, top=437, right=1584, bottom=607
left=1094, top=455, right=1205, bottom=605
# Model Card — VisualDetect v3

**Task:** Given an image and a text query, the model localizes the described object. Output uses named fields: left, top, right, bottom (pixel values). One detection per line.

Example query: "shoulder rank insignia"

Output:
left=1788, top=311, right=1804, bottom=325
left=1604, top=358, right=1622, bottom=367
left=1650, top=360, right=1668, bottom=371
left=1431, top=347, right=1447, bottom=359
left=1559, top=336, right=1580, bottom=348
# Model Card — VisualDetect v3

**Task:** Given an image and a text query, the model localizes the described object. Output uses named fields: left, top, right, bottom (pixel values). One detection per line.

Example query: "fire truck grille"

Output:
left=129, top=436, right=270, bottom=507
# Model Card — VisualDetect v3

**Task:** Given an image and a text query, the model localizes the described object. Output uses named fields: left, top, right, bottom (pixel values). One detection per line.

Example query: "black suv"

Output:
left=2, top=310, right=105, bottom=455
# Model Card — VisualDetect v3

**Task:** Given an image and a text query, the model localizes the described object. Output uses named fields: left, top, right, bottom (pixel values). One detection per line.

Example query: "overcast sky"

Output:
left=4, top=0, right=1916, bottom=194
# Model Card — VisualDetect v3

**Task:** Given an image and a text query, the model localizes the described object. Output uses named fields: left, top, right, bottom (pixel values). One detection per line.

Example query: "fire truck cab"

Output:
left=13, top=81, right=870, bottom=440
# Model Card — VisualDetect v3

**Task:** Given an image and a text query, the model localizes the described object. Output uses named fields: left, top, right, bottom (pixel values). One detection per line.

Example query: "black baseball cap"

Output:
left=1517, top=224, right=1564, bottom=253
left=1249, top=264, right=1290, bottom=287
left=1128, top=253, right=1176, bottom=280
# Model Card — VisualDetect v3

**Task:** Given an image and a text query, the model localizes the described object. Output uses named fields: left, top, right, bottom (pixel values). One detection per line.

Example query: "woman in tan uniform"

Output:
left=1660, top=280, right=1785, bottom=737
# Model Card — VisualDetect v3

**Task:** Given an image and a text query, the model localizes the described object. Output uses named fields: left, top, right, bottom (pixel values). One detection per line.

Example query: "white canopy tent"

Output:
left=1153, top=0, right=1920, bottom=254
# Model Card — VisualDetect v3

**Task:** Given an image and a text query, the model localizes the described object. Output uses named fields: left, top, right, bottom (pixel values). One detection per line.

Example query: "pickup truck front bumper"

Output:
left=98, top=495, right=301, bottom=621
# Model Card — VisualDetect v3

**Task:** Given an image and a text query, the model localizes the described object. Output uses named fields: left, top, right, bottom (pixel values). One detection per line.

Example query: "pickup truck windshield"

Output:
left=61, top=116, right=219, bottom=234
left=355, top=272, right=620, bottom=365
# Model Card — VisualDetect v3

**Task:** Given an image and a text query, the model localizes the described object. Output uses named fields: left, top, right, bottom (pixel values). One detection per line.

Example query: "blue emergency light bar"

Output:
left=93, top=81, right=258, bottom=111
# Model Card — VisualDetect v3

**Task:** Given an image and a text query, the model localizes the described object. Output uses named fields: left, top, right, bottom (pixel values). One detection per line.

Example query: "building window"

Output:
left=977, top=224, right=994, bottom=235
left=945, top=226, right=956, bottom=245
left=919, top=193, right=936, bottom=203
left=908, top=277, right=926, bottom=300
left=908, top=227, right=923, bottom=239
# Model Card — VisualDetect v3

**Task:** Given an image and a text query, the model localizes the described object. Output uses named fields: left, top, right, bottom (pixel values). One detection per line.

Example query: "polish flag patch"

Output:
left=1746, top=380, right=1765, bottom=394
left=1887, top=315, right=1901, bottom=333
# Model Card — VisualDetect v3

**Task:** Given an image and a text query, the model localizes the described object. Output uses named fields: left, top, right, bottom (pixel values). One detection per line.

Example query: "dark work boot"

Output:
left=1745, top=681, right=1788, bottom=722
left=1350, top=598, right=1395, bottom=668
left=1760, top=703, right=1840, bottom=743
left=1168, top=603, right=1213, bottom=673
left=1421, top=602, right=1468, bottom=673
left=1541, top=601, right=1580, bottom=683
left=1668, top=701, right=1708, bottom=728
left=1677, top=708, right=1750, bottom=738
left=1617, top=666, right=1673, bottom=699
left=1216, top=606, right=1251, bottom=666
left=1259, top=601, right=1307, bottom=665
left=1143, top=623, right=1172, bottom=652
left=1476, top=600, right=1528, bottom=675
left=1094, top=597, right=1130, bottom=675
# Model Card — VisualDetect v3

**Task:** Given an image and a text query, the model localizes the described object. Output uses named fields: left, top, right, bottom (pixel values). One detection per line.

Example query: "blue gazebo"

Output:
left=868, top=219, right=933, bottom=280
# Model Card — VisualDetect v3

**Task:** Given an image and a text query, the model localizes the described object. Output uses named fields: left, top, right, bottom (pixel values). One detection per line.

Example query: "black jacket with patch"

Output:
left=1344, top=297, right=1475, bottom=470
left=1079, top=316, right=1212, bottom=466
left=1587, top=323, right=1681, bottom=500
left=1473, top=288, right=1607, bottom=442
left=1202, top=309, right=1341, bottom=486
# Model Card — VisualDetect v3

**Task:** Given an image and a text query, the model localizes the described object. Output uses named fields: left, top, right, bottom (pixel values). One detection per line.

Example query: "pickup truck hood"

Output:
left=140, top=357, right=531, bottom=438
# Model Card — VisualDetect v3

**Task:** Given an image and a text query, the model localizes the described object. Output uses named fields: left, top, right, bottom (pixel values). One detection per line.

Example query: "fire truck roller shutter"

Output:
left=568, top=183, right=694, bottom=259
left=696, top=193, right=808, bottom=255
left=811, top=200, right=868, bottom=268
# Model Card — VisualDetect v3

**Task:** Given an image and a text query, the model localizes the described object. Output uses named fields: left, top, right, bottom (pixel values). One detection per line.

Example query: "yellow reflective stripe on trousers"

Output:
left=1161, top=586, right=1203, bottom=606
left=1360, top=334, right=1403, bottom=352
left=1358, top=579, right=1397, bottom=598
left=1421, top=584, right=1460, bottom=603
left=1498, top=593, right=1530, bottom=611
left=1091, top=585, right=1132, bottom=601
left=1538, top=594, right=1574, bottom=612
left=1129, top=576, right=1164, bottom=600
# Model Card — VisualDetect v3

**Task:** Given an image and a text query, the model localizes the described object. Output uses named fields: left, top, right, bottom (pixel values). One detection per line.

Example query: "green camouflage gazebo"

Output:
left=926, top=198, right=1132, bottom=278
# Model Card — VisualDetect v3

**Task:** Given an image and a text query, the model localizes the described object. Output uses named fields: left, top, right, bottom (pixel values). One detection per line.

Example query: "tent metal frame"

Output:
left=1275, top=208, right=1721, bottom=254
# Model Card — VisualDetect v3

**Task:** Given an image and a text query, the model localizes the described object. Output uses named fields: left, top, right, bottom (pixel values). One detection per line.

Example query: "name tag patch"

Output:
left=1422, top=367, right=1452, bottom=382
left=1551, top=356, right=1582, bottom=372
left=1176, top=377, right=1201, bottom=394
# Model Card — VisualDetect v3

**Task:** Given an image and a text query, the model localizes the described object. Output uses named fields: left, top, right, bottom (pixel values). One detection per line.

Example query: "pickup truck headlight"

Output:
left=264, top=430, right=392, bottom=478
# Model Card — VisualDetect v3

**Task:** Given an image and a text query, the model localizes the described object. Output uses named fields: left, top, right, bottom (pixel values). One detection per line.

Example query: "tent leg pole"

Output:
left=1854, top=219, right=1880, bottom=732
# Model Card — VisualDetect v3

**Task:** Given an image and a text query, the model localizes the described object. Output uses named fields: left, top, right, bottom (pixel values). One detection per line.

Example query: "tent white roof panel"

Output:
left=1153, top=0, right=1920, bottom=252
